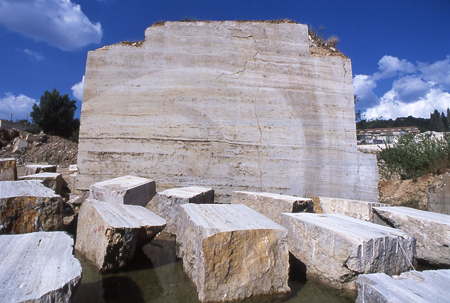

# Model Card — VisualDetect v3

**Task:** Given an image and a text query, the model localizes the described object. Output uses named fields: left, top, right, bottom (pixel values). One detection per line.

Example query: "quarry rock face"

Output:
left=373, top=206, right=450, bottom=266
left=231, top=191, right=314, bottom=224
left=77, top=21, right=379, bottom=203
left=0, top=231, right=82, bottom=303
left=75, top=199, right=166, bottom=272
left=311, top=196, right=389, bottom=222
left=0, top=180, right=64, bottom=234
left=356, top=270, right=450, bottom=303
left=89, top=175, right=156, bottom=207
left=19, top=172, right=63, bottom=195
left=177, top=204, right=290, bottom=302
left=281, top=213, right=416, bottom=290
left=0, top=158, right=17, bottom=181
left=146, top=186, right=214, bottom=234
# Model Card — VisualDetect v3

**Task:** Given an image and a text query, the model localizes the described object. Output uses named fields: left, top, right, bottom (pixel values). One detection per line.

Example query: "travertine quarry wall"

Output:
left=77, top=21, right=379, bottom=202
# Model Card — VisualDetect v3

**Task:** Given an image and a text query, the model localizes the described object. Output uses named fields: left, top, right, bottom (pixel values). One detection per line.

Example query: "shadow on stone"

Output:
left=102, top=276, right=145, bottom=303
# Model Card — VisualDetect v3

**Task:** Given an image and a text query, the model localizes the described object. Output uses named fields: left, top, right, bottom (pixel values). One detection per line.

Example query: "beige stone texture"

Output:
left=0, top=158, right=17, bottom=181
left=76, top=21, right=378, bottom=203
left=146, top=186, right=214, bottom=234
left=231, top=191, right=314, bottom=224
left=24, top=164, right=57, bottom=175
left=177, top=204, right=290, bottom=302
left=373, top=206, right=450, bottom=266
left=19, top=172, right=63, bottom=195
left=12, top=137, right=28, bottom=154
left=281, top=213, right=416, bottom=290
left=311, top=196, right=389, bottom=222
left=75, top=199, right=166, bottom=272
left=0, top=180, right=64, bottom=234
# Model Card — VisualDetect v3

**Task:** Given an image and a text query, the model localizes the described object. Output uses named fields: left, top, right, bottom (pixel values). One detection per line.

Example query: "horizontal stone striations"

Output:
left=77, top=21, right=378, bottom=202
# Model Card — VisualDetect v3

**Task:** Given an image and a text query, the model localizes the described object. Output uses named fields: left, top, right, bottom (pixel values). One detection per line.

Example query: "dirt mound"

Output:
left=0, top=128, right=77, bottom=168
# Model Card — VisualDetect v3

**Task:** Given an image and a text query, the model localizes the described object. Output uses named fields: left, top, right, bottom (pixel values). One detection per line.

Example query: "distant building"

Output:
left=0, top=119, right=32, bottom=132
left=357, top=126, right=420, bottom=145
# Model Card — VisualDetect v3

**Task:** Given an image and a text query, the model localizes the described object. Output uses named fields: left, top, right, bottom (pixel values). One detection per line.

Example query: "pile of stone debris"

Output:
left=0, top=127, right=77, bottom=167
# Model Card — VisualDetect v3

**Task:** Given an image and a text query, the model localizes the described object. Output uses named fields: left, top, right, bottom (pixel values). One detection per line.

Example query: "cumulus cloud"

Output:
left=354, top=55, right=450, bottom=120
left=71, top=76, right=84, bottom=101
left=21, top=48, right=44, bottom=61
left=0, top=92, right=37, bottom=121
left=0, top=0, right=102, bottom=51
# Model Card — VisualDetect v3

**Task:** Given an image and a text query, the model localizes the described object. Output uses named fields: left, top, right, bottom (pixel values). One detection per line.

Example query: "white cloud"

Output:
left=391, top=76, right=430, bottom=102
left=353, top=74, right=379, bottom=107
left=372, top=55, right=416, bottom=80
left=22, top=48, right=44, bottom=61
left=0, top=92, right=37, bottom=121
left=0, top=0, right=102, bottom=51
left=71, top=76, right=84, bottom=101
left=419, top=55, right=450, bottom=89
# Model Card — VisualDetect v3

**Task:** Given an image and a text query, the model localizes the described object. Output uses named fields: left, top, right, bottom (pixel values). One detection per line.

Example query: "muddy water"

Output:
left=72, top=236, right=356, bottom=303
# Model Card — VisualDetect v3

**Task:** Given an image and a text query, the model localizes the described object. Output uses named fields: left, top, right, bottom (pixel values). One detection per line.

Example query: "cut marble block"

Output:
left=177, top=204, right=290, bottom=302
left=231, top=191, right=314, bottom=224
left=0, top=180, right=64, bottom=234
left=19, top=172, right=63, bottom=195
left=89, top=175, right=156, bottom=207
left=373, top=206, right=450, bottom=266
left=24, top=164, right=57, bottom=175
left=311, top=196, right=389, bottom=222
left=281, top=213, right=416, bottom=290
left=146, top=186, right=214, bottom=234
left=0, top=158, right=17, bottom=181
left=356, top=270, right=450, bottom=303
left=0, top=231, right=82, bottom=303
left=75, top=199, right=166, bottom=272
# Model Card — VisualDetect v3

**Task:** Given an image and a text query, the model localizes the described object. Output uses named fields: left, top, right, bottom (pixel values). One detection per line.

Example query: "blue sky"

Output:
left=0, top=0, right=449, bottom=122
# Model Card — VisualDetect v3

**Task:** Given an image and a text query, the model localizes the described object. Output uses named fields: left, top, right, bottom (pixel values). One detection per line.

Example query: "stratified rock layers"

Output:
left=77, top=21, right=378, bottom=202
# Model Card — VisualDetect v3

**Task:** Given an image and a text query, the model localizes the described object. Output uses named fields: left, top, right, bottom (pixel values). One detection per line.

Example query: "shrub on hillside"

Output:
left=378, top=133, right=450, bottom=180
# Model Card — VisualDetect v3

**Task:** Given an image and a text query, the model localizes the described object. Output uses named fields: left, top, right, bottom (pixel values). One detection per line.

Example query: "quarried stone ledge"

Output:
left=356, top=270, right=450, bottom=303
left=373, top=206, right=450, bottom=266
left=19, top=172, right=63, bottom=195
left=24, top=164, right=57, bottom=175
left=311, top=196, right=389, bottom=222
left=89, top=175, right=156, bottom=207
left=177, top=204, right=290, bottom=302
left=231, top=191, right=314, bottom=224
left=146, top=186, right=214, bottom=234
left=281, top=213, right=416, bottom=290
left=0, top=158, right=17, bottom=181
left=0, top=180, right=64, bottom=234
left=75, top=199, right=166, bottom=272
left=0, top=231, right=82, bottom=302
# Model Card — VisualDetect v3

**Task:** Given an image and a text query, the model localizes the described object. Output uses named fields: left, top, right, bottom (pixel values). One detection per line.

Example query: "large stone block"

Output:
left=75, top=199, right=166, bottom=272
left=373, top=206, right=450, bottom=266
left=146, top=186, right=214, bottom=234
left=89, top=175, right=156, bottom=207
left=281, top=213, right=416, bottom=290
left=177, top=204, right=290, bottom=302
left=0, top=180, right=64, bottom=234
left=356, top=270, right=450, bottom=303
left=19, top=172, right=63, bottom=195
left=0, top=158, right=17, bottom=181
left=0, top=231, right=82, bottom=302
left=311, top=196, right=389, bottom=222
left=24, top=164, right=57, bottom=175
left=76, top=21, right=379, bottom=203
left=12, top=137, right=28, bottom=154
left=426, top=173, right=450, bottom=215
left=231, top=191, right=313, bottom=224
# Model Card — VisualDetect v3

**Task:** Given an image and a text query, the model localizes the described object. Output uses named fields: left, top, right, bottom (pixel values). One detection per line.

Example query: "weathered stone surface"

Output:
left=24, top=164, right=57, bottom=175
left=0, top=158, right=17, bottom=181
left=89, top=175, right=156, bottom=207
left=0, top=180, right=64, bottom=234
left=75, top=199, right=166, bottom=272
left=356, top=270, right=450, bottom=303
left=311, top=196, right=389, bottom=222
left=177, top=204, right=289, bottom=302
left=12, top=137, right=28, bottom=154
left=146, top=186, right=214, bottom=234
left=231, top=191, right=314, bottom=224
left=68, top=172, right=78, bottom=193
left=426, top=173, right=450, bottom=215
left=373, top=206, right=450, bottom=266
left=0, top=231, right=82, bottom=303
left=281, top=213, right=416, bottom=290
left=76, top=21, right=379, bottom=203
left=19, top=172, right=63, bottom=195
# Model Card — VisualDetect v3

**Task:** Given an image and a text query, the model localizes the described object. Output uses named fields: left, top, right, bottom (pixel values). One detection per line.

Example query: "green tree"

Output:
left=30, top=88, right=80, bottom=139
